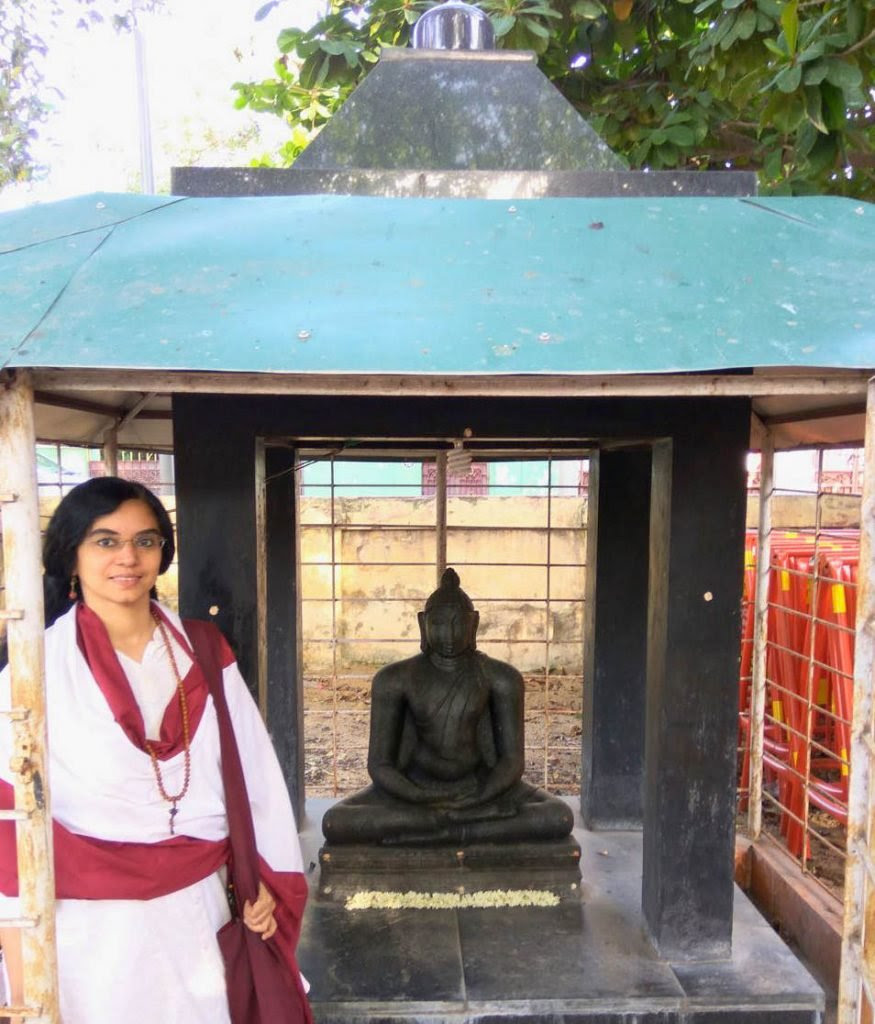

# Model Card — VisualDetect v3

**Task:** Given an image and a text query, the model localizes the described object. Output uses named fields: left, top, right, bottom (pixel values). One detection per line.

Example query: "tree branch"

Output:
left=841, top=26, right=875, bottom=57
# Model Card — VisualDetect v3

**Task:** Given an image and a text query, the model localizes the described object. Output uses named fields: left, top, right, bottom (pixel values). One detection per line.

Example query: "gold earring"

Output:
left=69, top=575, right=78, bottom=601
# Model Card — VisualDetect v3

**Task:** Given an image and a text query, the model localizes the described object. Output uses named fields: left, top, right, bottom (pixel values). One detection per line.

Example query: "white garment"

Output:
left=116, top=627, right=184, bottom=741
left=0, top=603, right=305, bottom=1024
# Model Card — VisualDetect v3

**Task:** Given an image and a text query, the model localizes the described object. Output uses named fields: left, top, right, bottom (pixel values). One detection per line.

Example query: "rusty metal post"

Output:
left=103, top=425, right=119, bottom=477
left=747, top=428, right=773, bottom=839
left=838, top=375, right=875, bottom=1024
left=435, top=451, right=448, bottom=583
left=0, top=370, right=60, bottom=1023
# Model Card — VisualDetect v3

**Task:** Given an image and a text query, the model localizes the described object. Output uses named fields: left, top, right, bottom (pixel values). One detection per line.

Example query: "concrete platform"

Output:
left=296, top=799, right=824, bottom=1024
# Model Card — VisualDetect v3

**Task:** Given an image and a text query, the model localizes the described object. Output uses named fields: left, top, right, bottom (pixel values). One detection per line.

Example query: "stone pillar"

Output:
left=173, top=397, right=307, bottom=818
left=263, top=445, right=306, bottom=822
left=581, top=448, right=650, bottom=829
left=172, top=397, right=259, bottom=693
left=642, top=402, right=749, bottom=959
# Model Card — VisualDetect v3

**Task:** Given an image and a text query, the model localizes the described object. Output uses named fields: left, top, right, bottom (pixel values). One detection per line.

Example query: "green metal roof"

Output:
left=1, top=192, right=873, bottom=376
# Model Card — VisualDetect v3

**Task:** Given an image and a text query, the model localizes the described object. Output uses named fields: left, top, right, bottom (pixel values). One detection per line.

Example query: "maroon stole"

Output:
left=0, top=603, right=227, bottom=899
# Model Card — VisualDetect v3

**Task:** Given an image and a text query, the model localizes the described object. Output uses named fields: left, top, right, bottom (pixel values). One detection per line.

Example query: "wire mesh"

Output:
left=740, top=447, right=864, bottom=901
left=298, top=450, right=589, bottom=798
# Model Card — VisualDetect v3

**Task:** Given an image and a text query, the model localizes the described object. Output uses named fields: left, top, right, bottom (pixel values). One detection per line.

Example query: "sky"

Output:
left=1, top=0, right=326, bottom=210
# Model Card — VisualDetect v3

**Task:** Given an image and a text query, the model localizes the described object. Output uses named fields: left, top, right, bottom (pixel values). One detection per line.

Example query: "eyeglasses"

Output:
left=84, top=533, right=166, bottom=552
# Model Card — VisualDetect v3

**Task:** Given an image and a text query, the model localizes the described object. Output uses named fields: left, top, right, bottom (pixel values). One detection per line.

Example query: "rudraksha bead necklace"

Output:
left=144, top=610, right=192, bottom=835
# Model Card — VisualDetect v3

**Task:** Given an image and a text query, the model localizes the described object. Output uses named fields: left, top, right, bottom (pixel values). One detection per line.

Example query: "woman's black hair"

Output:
left=42, top=476, right=175, bottom=630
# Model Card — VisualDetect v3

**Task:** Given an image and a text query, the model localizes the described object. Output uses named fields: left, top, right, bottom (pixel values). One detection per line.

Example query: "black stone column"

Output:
left=263, top=445, right=306, bottom=822
left=581, top=448, right=650, bottom=829
left=642, top=402, right=749, bottom=960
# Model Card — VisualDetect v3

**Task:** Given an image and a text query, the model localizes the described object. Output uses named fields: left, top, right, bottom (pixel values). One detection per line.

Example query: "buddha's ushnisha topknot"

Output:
left=425, top=567, right=474, bottom=612
left=442, top=567, right=460, bottom=588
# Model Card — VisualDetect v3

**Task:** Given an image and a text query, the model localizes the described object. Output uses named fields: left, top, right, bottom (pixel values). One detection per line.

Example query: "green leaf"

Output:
left=319, top=39, right=352, bottom=56
left=762, top=37, right=788, bottom=57
left=277, top=28, right=302, bottom=54
left=803, top=132, right=838, bottom=177
left=491, top=14, right=516, bottom=37
left=290, top=124, right=311, bottom=148
left=706, top=12, right=736, bottom=49
left=775, top=63, right=802, bottom=92
left=846, top=0, right=864, bottom=44
left=802, top=61, right=829, bottom=86
left=796, top=119, right=817, bottom=157
left=729, top=68, right=763, bottom=105
left=820, top=82, right=847, bottom=131
left=844, top=85, right=867, bottom=108
left=629, top=139, right=652, bottom=165
left=771, top=92, right=806, bottom=132
left=763, top=146, right=783, bottom=179
left=798, top=8, right=842, bottom=49
left=824, top=59, right=863, bottom=90
left=571, top=0, right=604, bottom=17
left=796, top=40, right=825, bottom=63
left=780, top=0, right=798, bottom=55
left=663, top=4, right=696, bottom=36
left=720, top=13, right=744, bottom=50
left=736, top=8, right=757, bottom=39
left=665, top=124, right=696, bottom=146
left=766, top=178, right=795, bottom=196
left=526, top=18, right=550, bottom=38
left=614, top=17, right=639, bottom=48
left=821, top=32, right=850, bottom=49
left=803, top=85, right=827, bottom=134
left=722, top=0, right=745, bottom=8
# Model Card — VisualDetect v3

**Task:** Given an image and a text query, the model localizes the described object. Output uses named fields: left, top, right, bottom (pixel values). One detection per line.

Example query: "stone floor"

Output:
left=296, top=799, right=824, bottom=1024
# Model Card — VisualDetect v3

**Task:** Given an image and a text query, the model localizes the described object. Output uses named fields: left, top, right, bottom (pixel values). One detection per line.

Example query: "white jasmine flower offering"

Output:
left=345, top=889, right=560, bottom=910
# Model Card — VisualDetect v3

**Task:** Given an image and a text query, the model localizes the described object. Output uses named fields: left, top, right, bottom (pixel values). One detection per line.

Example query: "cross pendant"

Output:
left=169, top=804, right=178, bottom=835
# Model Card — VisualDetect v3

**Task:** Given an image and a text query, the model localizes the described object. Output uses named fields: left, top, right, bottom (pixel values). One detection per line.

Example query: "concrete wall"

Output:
left=744, top=492, right=860, bottom=530
left=300, top=495, right=587, bottom=674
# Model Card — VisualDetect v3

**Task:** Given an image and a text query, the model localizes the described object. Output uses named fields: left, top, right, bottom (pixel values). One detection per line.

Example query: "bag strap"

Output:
left=185, top=619, right=260, bottom=909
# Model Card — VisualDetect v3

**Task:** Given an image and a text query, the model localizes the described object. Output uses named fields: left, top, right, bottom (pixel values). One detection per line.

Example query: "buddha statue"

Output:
left=322, top=568, right=574, bottom=845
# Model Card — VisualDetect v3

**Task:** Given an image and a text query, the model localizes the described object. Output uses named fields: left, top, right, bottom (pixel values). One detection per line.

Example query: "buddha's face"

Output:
left=421, top=604, right=478, bottom=658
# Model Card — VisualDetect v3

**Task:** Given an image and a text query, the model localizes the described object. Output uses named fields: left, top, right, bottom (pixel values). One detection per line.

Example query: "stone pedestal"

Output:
left=318, top=837, right=582, bottom=902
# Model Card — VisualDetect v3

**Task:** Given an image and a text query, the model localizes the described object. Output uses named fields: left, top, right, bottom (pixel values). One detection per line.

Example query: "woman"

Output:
left=0, top=477, right=311, bottom=1023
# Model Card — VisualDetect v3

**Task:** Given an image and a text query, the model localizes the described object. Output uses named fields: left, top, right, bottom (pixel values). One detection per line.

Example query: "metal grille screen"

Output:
left=297, top=451, right=589, bottom=798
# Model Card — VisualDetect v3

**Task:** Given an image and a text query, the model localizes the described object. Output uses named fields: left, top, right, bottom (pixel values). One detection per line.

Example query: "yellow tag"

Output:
left=832, top=584, right=846, bottom=615
left=841, top=749, right=849, bottom=777
left=781, top=569, right=790, bottom=592
left=745, top=549, right=754, bottom=569
left=772, top=700, right=783, bottom=723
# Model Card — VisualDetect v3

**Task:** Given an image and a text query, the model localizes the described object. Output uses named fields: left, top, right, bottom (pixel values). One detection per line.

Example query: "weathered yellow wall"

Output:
left=300, top=496, right=587, bottom=674
left=744, top=493, right=860, bottom=530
